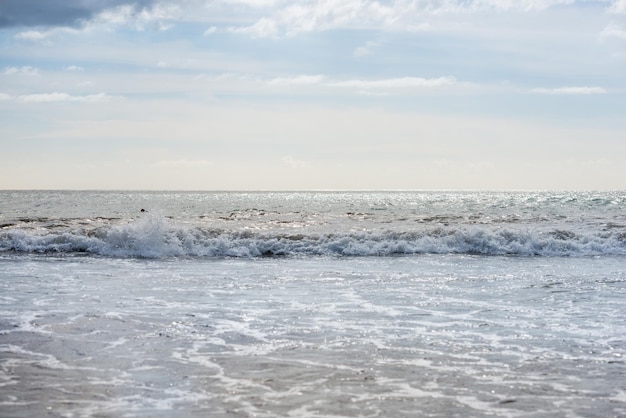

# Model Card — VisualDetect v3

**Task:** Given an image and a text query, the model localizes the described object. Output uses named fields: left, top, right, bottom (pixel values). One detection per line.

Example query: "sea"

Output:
left=0, top=190, right=625, bottom=418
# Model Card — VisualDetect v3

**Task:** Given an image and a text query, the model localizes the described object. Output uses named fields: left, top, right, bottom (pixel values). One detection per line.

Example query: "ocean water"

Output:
left=0, top=191, right=625, bottom=417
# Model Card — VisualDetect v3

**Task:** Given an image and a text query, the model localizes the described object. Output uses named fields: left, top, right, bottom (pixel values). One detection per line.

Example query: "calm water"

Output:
left=1, top=191, right=625, bottom=417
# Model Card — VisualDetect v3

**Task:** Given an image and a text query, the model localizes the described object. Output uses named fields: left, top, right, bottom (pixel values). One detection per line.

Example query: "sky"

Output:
left=0, top=0, right=625, bottom=190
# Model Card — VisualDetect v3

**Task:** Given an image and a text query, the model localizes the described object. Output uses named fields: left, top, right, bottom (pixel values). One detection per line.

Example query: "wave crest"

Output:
left=1, top=215, right=624, bottom=258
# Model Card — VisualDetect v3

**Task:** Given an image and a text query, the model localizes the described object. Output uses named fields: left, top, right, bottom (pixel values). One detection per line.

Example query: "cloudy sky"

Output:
left=1, top=0, right=625, bottom=190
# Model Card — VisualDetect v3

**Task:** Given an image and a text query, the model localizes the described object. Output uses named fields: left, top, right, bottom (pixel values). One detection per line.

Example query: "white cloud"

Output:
left=85, top=3, right=180, bottom=32
left=139, top=3, right=181, bottom=31
left=17, top=92, right=116, bottom=103
left=153, top=21, right=174, bottom=31
left=228, top=17, right=279, bottom=38
left=226, top=0, right=391, bottom=38
left=609, top=0, right=626, bottom=13
left=328, top=76, right=457, bottom=89
left=259, top=74, right=460, bottom=92
left=94, top=5, right=135, bottom=26
left=0, top=93, right=11, bottom=101
left=464, top=0, right=578, bottom=12
left=14, top=27, right=79, bottom=41
left=18, top=92, right=72, bottom=103
left=600, top=24, right=626, bottom=40
left=224, top=0, right=585, bottom=38
left=203, top=26, right=218, bottom=36
left=268, top=75, right=325, bottom=85
left=531, top=86, right=607, bottom=95
left=14, top=30, right=49, bottom=41
left=221, top=0, right=279, bottom=7
left=279, top=1, right=366, bottom=34
left=5, top=0, right=612, bottom=41
left=3, top=66, right=40, bottom=76
left=65, top=65, right=84, bottom=71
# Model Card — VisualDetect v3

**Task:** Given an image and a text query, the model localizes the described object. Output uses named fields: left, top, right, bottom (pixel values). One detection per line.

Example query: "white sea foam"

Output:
left=2, top=190, right=625, bottom=258
left=1, top=213, right=624, bottom=258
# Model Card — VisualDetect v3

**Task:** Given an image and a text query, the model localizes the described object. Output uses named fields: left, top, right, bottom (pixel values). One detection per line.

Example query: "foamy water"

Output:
left=1, top=191, right=625, bottom=417
left=1, top=191, right=625, bottom=258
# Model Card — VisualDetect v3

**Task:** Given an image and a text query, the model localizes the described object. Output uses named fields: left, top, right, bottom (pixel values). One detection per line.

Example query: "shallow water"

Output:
left=1, top=254, right=625, bottom=417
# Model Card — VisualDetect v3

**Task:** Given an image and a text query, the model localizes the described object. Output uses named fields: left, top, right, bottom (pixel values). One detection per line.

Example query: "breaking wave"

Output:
left=1, top=215, right=625, bottom=258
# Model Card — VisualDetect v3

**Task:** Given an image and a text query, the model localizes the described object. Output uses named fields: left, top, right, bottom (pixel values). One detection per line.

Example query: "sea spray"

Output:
left=2, top=216, right=624, bottom=257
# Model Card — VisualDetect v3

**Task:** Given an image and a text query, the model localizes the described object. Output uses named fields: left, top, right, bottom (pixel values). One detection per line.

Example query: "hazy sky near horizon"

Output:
left=1, top=0, right=625, bottom=190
